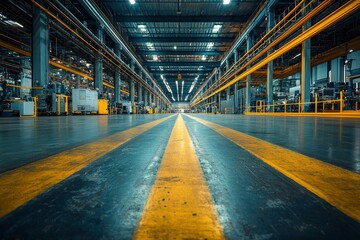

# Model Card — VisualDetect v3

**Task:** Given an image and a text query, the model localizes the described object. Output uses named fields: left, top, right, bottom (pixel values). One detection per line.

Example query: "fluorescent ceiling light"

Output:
left=129, top=0, right=136, bottom=4
left=223, top=0, right=230, bottom=4
left=212, top=24, right=222, bottom=33
left=5, top=20, right=23, bottom=28
left=207, top=42, right=214, bottom=49
left=292, top=53, right=301, bottom=60
left=137, top=25, right=147, bottom=32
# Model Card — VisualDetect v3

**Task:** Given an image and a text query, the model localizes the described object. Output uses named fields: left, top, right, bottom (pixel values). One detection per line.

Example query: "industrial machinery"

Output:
left=72, top=88, right=98, bottom=114
left=36, top=82, right=69, bottom=115
left=120, top=101, right=132, bottom=114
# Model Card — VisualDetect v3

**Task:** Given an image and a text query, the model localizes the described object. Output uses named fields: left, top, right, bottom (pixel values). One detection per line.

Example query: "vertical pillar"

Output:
left=130, top=60, right=135, bottom=107
left=234, top=50, right=239, bottom=113
left=32, top=2, right=49, bottom=88
left=94, top=24, right=104, bottom=91
left=301, top=20, right=311, bottom=112
left=138, top=83, right=143, bottom=103
left=246, top=33, right=254, bottom=111
left=331, top=57, right=344, bottom=83
left=114, top=44, right=122, bottom=103
left=226, top=60, right=231, bottom=101
left=76, top=75, right=80, bottom=88
left=130, top=80, right=135, bottom=107
left=144, top=90, right=148, bottom=106
left=267, top=9, right=275, bottom=110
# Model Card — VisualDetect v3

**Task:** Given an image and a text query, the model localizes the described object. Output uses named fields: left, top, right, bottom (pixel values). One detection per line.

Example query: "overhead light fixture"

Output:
left=292, top=53, right=301, bottom=60
left=223, top=0, right=230, bottom=4
left=207, top=42, right=214, bottom=49
left=146, top=42, right=155, bottom=50
left=174, top=46, right=177, bottom=50
left=129, top=0, right=136, bottom=4
left=5, top=20, right=23, bottom=28
left=212, top=25, right=222, bottom=33
left=349, top=49, right=354, bottom=53
left=137, top=25, right=147, bottom=32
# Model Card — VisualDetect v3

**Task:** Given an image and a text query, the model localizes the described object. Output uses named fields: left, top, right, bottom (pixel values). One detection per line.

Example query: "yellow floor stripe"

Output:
left=133, top=114, right=225, bottom=239
left=185, top=114, right=360, bottom=222
left=0, top=115, right=175, bottom=218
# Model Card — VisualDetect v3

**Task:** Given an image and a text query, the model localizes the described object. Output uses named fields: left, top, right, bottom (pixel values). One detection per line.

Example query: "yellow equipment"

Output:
left=98, top=99, right=109, bottom=115
left=56, top=94, right=68, bottom=116
left=256, top=100, right=264, bottom=112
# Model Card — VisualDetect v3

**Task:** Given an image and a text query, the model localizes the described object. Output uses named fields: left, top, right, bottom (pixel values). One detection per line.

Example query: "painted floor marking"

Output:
left=134, top=114, right=225, bottom=239
left=0, top=115, right=175, bottom=218
left=185, top=114, right=360, bottom=222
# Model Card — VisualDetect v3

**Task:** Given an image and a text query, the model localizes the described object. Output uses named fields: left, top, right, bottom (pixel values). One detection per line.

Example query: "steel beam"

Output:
left=145, top=62, right=220, bottom=67
left=152, top=71, right=208, bottom=75
left=130, top=37, right=234, bottom=43
left=137, top=51, right=224, bottom=55
left=114, top=15, right=249, bottom=23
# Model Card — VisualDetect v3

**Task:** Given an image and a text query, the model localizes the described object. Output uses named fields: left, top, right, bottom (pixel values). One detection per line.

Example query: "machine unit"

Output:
left=98, top=99, right=109, bottom=115
left=72, top=89, right=98, bottom=114
left=11, top=101, right=34, bottom=116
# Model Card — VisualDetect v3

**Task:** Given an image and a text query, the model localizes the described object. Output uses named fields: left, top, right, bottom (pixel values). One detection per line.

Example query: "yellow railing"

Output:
left=243, top=92, right=360, bottom=114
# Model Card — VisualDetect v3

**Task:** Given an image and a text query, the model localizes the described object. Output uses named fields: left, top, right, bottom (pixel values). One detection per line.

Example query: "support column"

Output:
left=301, top=20, right=311, bottom=112
left=246, top=33, right=254, bottom=111
left=331, top=57, right=344, bottom=83
left=234, top=50, right=239, bottom=113
left=130, top=60, right=135, bottom=108
left=144, top=90, right=148, bottom=106
left=114, top=44, right=122, bottom=103
left=267, top=9, right=275, bottom=110
left=32, top=3, right=49, bottom=88
left=130, top=79, right=135, bottom=107
left=94, top=25, right=104, bottom=91
left=138, top=83, right=143, bottom=103
left=226, top=60, right=230, bottom=101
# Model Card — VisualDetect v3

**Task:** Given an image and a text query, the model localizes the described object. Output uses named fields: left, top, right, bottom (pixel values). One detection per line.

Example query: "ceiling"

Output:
left=101, top=0, right=260, bottom=102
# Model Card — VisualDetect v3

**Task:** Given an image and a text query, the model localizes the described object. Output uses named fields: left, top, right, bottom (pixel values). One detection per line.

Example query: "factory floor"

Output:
left=0, top=113, right=359, bottom=239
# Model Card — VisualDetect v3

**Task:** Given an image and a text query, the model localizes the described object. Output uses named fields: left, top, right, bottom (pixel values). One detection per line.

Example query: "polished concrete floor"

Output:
left=0, top=114, right=359, bottom=239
